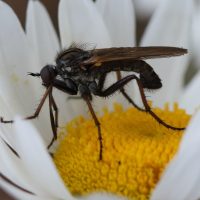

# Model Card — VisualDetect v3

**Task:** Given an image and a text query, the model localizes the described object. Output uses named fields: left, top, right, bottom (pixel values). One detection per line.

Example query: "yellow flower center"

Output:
left=53, top=103, right=191, bottom=200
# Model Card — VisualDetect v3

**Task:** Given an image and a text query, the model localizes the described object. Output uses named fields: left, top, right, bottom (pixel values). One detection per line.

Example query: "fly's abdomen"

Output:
left=91, top=59, right=162, bottom=90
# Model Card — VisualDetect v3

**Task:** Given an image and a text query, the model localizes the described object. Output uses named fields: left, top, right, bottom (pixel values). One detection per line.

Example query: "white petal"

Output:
left=0, top=97, right=14, bottom=146
left=151, top=110, right=200, bottom=200
left=0, top=48, right=24, bottom=147
left=96, top=0, right=136, bottom=47
left=12, top=117, right=73, bottom=199
left=191, top=2, right=200, bottom=70
left=0, top=48, right=25, bottom=117
left=0, top=179, right=55, bottom=200
left=0, top=1, right=40, bottom=108
left=81, top=192, right=127, bottom=200
left=58, top=0, right=112, bottom=48
left=0, top=2, right=30, bottom=117
left=0, top=136, right=49, bottom=196
left=138, top=0, right=193, bottom=110
left=0, top=2, right=52, bottom=143
left=179, top=70, right=200, bottom=114
left=26, top=0, right=60, bottom=66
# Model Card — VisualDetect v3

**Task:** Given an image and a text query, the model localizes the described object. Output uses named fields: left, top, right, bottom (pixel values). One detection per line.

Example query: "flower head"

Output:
left=54, top=104, right=190, bottom=199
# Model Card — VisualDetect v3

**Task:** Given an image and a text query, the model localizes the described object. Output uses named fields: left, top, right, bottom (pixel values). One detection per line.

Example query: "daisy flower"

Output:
left=1, top=0, right=200, bottom=200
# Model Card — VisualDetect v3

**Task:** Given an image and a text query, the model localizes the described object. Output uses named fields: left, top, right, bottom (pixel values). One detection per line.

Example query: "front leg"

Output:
left=47, top=88, right=59, bottom=149
left=1, top=84, right=53, bottom=123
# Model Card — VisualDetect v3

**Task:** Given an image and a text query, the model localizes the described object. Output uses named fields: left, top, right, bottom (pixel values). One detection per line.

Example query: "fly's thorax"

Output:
left=56, top=50, right=91, bottom=72
left=58, top=62, right=81, bottom=75
left=58, top=65, right=94, bottom=86
left=72, top=74, right=94, bottom=84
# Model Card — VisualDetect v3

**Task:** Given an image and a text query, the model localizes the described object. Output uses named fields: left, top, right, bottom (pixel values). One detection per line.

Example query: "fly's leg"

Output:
left=116, top=71, right=145, bottom=111
left=98, top=73, right=107, bottom=92
left=133, top=75, right=185, bottom=130
left=98, top=72, right=145, bottom=111
left=85, top=98, right=103, bottom=160
left=1, top=75, right=78, bottom=150
left=94, top=75, right=185, bottom=130
left=48, top=87, right=59, bottom=149
left=45, top=79, right=77, bottom=148
left=52, top=96, right=58, bottom=129
left=1, top=85, right=53, bottom=123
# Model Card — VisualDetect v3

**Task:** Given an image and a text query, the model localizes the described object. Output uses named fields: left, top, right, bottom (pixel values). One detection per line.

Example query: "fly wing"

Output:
left=81, top=46, right=188, bottom=65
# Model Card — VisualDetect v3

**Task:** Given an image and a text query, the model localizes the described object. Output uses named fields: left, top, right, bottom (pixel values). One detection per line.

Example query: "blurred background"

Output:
left=0, top=0, right=170, bottom=199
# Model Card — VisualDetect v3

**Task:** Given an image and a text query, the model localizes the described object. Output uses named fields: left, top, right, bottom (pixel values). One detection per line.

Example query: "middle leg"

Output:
left=85, top=98, right=103, bottom=160
left=98, top=72, right=145, bottom=111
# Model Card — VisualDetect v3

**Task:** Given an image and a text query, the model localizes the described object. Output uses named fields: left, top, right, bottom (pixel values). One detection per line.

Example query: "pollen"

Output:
left=53, top=103, right=191, bottom=200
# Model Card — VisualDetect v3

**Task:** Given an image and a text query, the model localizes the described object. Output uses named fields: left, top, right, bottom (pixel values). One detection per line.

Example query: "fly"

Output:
left=1, top=44, right=188, bottom=160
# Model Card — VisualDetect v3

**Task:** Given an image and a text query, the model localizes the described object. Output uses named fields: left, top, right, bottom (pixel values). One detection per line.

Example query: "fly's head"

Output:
left=40, top=65, right=57, bottom=85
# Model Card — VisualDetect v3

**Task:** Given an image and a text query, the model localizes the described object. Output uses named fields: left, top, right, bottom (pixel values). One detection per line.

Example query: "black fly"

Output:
left=1, top=44, right=188, bottom=160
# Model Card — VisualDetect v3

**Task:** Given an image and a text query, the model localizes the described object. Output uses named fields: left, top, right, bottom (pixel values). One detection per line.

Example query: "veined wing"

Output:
left=82, top=46, right=188, bottom=65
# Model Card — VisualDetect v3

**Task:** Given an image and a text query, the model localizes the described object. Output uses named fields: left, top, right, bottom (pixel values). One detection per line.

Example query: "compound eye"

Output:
left=40, top=65, right=55, bottom=84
